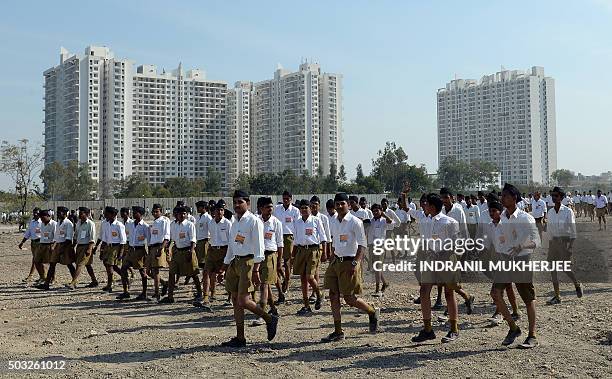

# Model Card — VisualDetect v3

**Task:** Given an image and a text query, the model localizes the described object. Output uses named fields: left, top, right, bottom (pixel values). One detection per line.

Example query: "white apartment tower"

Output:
left=226, top=81, right=253, bottom=187
left=251, top=62, right=342, bottom=178
left=437, top=66, right=557, bottom=185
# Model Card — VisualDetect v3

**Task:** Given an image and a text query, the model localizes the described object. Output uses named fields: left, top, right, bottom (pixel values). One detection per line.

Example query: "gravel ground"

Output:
left=0, top=219, right=611, bottom=378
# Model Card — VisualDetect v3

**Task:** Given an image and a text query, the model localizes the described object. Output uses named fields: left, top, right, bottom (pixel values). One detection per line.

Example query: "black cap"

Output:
left=489, top=201, right=504, bottom=211
left=371, top=203, right=381, bottom=210
left=174, top=206, right=187, bottom=213
left=78, top=206, right=90, bottom=213
left=335, top=193, right=349, bottom=202
left=359, top=197, right=367, bottom=202
left=486, top=192, right=500, bottom=203
left=104, top=206, right=118, bottom=214
left=233, top=190, right=250, bottom=199
left=348, top=195, right=359, bottom=202
left=39, top=209, right=50, bottom=217
left=33, top=207, right=40, bottom=213
left=298, top=199, right=310, bottom=208
left=208, top=200, right=217, bottom=207
left=120, top=207, right=130, bottom=213
left=326, top=199, right=335, bottom=208
left=440, top=187, right=453, bottom=196
left=551, top=186, right=565, bottom=197
left=152, top=203, right=162, bottom=210
left=282, top=190, right=292, bottom=197
left=310, top=195, right=320, bottom=203
left=477, top=191, right=485, bottom=197
left=381, top=198, right=388, bottom=203
left=176, top=200, right=185, bottom=207
left=195, top=200, right=207, bottom=207
left=259, top=196, right=273, bottom=207
left=217, top=199, right=227, bottom=206
left=57, top=206, right=68, bottom=213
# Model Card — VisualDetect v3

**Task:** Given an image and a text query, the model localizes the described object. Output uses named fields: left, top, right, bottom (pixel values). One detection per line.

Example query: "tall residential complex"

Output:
left=44, top=46, right=342, bottom=195
left=437, top=66, right=556, bottom=185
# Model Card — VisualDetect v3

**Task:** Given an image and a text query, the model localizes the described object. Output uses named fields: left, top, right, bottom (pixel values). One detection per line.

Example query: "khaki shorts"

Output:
left=75, top=244, right=94, bottom=267
left=125, top=246, right=147, bottom=269
left=225, top=256, right=255, bottom=295
left=195, top=239, right=209, bottom=268
left=169, top=247, right=198, bottom=277
left=368, top=244, right=385, bottom=264
left=534, top=217, right=546, bottom=233
left=547, top=237, right=572, bottom=262
left=30, top=239, right=40, bottom=257
left=494, top=282, right=536, bottom=303
left=324, top=257, right=363, bottom=296
left=146, top=244, right=167, bottom=269
left=35, top=243, right=53, bottom=264
left=206, top=246, right=228, bottom=273
left=260, top=252, right=277, bottom=284
left=282, top=234, right=294, bottom=260
left=50, top=242, right=75, bottom=265
left=596, top=207, right=607, bottom=218
left=101, top=244, right=122, bottom=266
left=420, top=250, right=462, bottom=287
left=293, top=245, right=320, bottom=276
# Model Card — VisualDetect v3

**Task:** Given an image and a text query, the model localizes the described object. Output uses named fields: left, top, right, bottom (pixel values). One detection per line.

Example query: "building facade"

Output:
left=44, top=46, right=342, bottom=195
left=437, top=66, right=557, bottom=185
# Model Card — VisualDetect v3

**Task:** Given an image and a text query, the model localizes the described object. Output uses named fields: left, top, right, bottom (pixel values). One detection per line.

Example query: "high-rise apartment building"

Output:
left=44, top=47, right=342, bottom=195
left=437, top=66, right=556, bottom=185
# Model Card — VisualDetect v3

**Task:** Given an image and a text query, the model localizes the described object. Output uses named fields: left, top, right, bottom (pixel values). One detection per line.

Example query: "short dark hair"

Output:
left=426, top=193, right=443, bottom=212
left=282, top=190, right=292, bottom=198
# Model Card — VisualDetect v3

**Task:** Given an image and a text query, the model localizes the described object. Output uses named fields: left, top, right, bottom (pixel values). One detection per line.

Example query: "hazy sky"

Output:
left=1, top=0, right=611, bottom=190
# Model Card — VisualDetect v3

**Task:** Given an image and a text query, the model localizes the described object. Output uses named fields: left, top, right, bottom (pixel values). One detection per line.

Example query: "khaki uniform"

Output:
left=206, top=245, right=228, bottom=273
left=50, top=241, right=75, bottom=265
left=75, top=244, right=94, bottom=266
left=169, top=247, right=198, bottom=276
left=35, top=243, right=53, bottom=264
left=101, top=244, right=122, bottom=266
left=260, top=251, right=277, bottom=284
left=196, top=239, right=209, bottom=268
left=292, top=245, right=320, bottom=276
left=146, top=244, right=167, bottom=268
left=225, top=255, right=255, bottom=294
left=125, top=246, right=147, bottom=269
left=324, top=257, right=363, bottom=295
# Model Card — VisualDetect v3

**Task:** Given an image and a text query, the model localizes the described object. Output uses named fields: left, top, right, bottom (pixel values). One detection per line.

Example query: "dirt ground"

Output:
left=0, top=219, right=611, bottom=378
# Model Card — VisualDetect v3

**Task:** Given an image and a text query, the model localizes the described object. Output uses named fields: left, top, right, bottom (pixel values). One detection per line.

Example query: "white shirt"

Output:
left=442, top=203, right=468, bottom=238
left=530, top=199, right=547, bottom=218
left=313, top=212, right=332, bottom=242
left=170, top=219, right=196, bottom=249
left=224, top=210, right=265, bottom=264
left=102, top=219, right=127, bottom=244
left=545, top=195, right=554, bottom=207
left=39, top=220, right=57, bottom=243
left=187, top=214, right=197, bottom=224
left=274, top=204, right=300, bottom=235
left=572, top=195, right=581, bottom=204
left=196, top=212, right=213, bottom=240
left=128, top=220, right=150, bottom=247
left=75, top=219, right=96, bottom=245
left=361, top=207, right=374, bottom=220
left=260, top=215, right=284, bottom=252
left=595, top=195, right=608, bottom=209
left=422, top=212, right=459, bottom=252
left=517, top=200, right=527, bottom=211
left=464, top=205, right=480, bottom=225
left=383, top=208, right=402, bottom=226
left=120, top=218, right=134, bottom=241
left=394, top=209, right=409, bottom=223
left=329, top=212, right=367, bottom=257
left=54, top=218, right=74, bottom=243
left=293, top=215, right=328, bottom=246
left=366, top=216, right=397, bottom=245
left=547, top=205, right=577, bottom=239
left=23, top=218, right=42, bottom=240
left=350, top=208, right=370, bottom=221
left=491, top=207, right=540, bottom=257
left=477, top=200, right=488, bottom=216
left=209, top=217, right=232, bottom=247
left=149, top=216, right=171, bottom=245
left=561, top=196, right=572, bottom=206
left=584, top=195, right=595, bottom=205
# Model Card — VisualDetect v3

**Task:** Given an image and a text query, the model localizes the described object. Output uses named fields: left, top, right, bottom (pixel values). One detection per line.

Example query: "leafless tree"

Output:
left=0, top=139, right=43, bottom=219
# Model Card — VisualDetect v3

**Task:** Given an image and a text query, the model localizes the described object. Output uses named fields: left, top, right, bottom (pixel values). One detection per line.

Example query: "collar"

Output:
left=504, top=207, right=520, bottom=219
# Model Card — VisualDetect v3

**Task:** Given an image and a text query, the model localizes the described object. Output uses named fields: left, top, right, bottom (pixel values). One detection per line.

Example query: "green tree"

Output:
left=163, top=177, right=201, bottom=197
left=63, top=161, right=96, bottom=200
left=152, top=185, right=172, bottom=198
left=551, top=169, right=575, bottom=187
left=40, top=161, right=67, bottom=200
left=338, top=165, right=347, bottom=182
left=371, top=141, right=432, bottom=194
left=114, top=174, right=152, bottom=198
left=1, top=139, right=43, bottom=215
left=205, top=167, right=223, bottom=195
left=322, top=162, right=339, bottom=193
left=234, top=172, right=252, bottom=193
left=470, top=159, right=499, bottom=191
left=436, top=156, right=473, bottom=193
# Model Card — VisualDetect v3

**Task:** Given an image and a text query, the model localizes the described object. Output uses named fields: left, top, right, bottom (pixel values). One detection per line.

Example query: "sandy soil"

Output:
left=0, top=219, right=611, bottom=378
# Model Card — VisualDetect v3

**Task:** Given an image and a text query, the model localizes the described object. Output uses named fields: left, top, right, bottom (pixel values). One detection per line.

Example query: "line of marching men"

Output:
left=17, top=183, right=594, bottom=349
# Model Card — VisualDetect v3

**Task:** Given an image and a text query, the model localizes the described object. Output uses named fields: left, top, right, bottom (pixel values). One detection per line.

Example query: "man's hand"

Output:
left=321, top=251, right=328, bottom=263
left=509, top=244, right=522, bottom=257
left=18, top=242, right=23, bottom=250
left=402, top=181, right=411, bottom=194
left=252, top=266, right=261, bottom=285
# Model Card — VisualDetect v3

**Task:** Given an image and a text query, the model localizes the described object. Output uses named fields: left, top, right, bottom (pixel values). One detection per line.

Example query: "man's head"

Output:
left=348, top=195, right=359, bottom=210
left=259, top=197, right=274, bottom=218
left=78, top=207, right=90, bottom=221
left=335, top=193, right=350, bottom=216
left=132, top=206, right=144, bottom=222
left=425, top=193, right=443, bottom=216
left=488, top=201, right=503, bottom=222
left=212, top=206, right=223, bottom=222
left=534, top=191, right=541, bottom=200
left=501, top=183, right=521, bottom=209
left=371, top=203, right=382, bottom=218
left=120, top=207, right=130, bottom=220
left=381, top=198, right=389, bottom=210
left=359, top=197, right=368, bottom=209
left=298, top=199, right=311, bottom=218
left=175, top=206, right=187, bottom=222
left=551, top=187, right=565, bottom=205
left=477, top=191, right=485, bottom=203
left=57, top=206, right=68, bottom=220
left=152, top=203, right=162, bottom=219
left=419, top=194, right=427, bottom=210
left=32, top=207, right=40, bottom=219
left=439, top=188, right=453, bottom=208
left=326, top=199, right=335, bottom=215
left=309, top=195, right=321, bottom=214
left=39, top=209, right=51, bottom=224
left=282, top=191, right=292, bottom=207
left=233, top=190, right=250, bottom=217
left=195, top=200, right=207, bottom=214
left=465, top=196, right=472, bottom=206
left=105, top=206, right=118, bottom=222
left=457, top=194, right=465, bottom=202
left=597, top=189, right=602, bottom=196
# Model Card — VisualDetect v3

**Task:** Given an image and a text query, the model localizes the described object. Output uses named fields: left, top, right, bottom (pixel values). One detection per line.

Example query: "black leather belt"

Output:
left=108, top=243, right=122, bottom=247
left=296, top=244, right=319, bottom=249
left=334, top=255, right=355, bottom=262
left=235, top=254, right=254, bottom=259
left=264, top=250, right=276, bottom=256
left=210, top=245, right=228, bottom=249
left=149, top=243, right=162, bottom=247
left=39, top=242, right=53, bottom=245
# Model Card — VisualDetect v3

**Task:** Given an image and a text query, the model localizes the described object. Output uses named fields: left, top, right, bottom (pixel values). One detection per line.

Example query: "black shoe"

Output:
left=85, top=281, right=99, bottom=288
left=443, top=308, right=448, bottom=316
left=275, top=293, right=285, bottom=305
left=412, top=329, right=436, bottom=343
left=308, top=294, right=316, bottom=304
left=432, top=300, right=443, bottom=311
left=546, top=296, right=561, bottom=305
left=315, top=296, right=322, bottom=310
left=518, top=336, right=539, bottom=349
left=502, top=327, right=522, bottom=346
left=321, top=331, right=345, bottom=343
left=220, top=337, right=246, bottom=348
left=465, top=295, right=475, bottom=315
left=161, top=282, right=168, bottom=297
left=266, top=315, right=279, bottom=341
left=413, top=296, right=421, bottom=305
left=102, top=286, right=112, bottom=293
left=135, top=293, right=147, bottom=301
left=268, top=308, right=279, bottom=317
left=368, top=308, right=380, bottom=333
left=381, top=282, right=389, bottom=293
left=511, top=312, right=521, bottom=321
left=441, top=330, right=459, bottom=343
left=158, top=297, right=174, bottom=304
left=116, top=292, right=131, bottom=300
left=36, top=283, right=50, bottom=290
left=183, top=277, right=191, bottom=286
left=200, top=303, right=213, bottom=313
left=576, top=284, right=583, bottom=298
left=296, top=307, right=313, bottom=316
